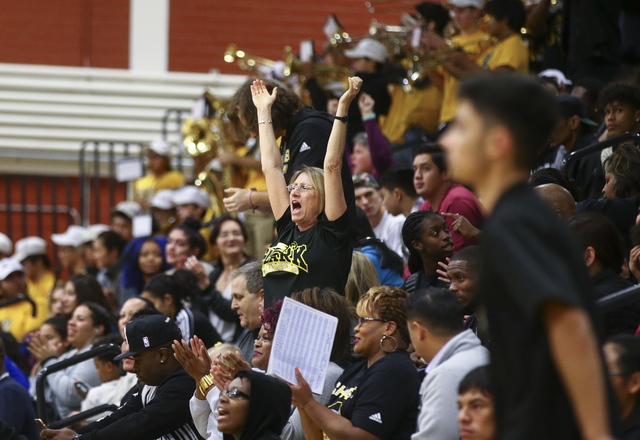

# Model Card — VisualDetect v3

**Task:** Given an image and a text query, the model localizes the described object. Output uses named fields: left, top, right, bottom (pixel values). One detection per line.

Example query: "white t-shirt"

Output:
left=373, top=210, right=408, bottom=261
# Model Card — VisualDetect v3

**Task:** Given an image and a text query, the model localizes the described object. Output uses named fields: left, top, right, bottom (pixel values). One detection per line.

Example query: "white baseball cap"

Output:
left=112, top=201, right=142, bottom=221
left=172, top=186, right=211, bottom=209
left=147, top=139, right=171, bottom=157
left=13, top=237, right=47, bottom=262
left=83, top=224, right=111, bottom=244
left=0, top=258, right=24, bottom=281
left=447, top=0, right=485, bottom=8
left=51, top=225, right=88, bottom=248
left=151, top=190, right=175, bottom=210
left=344, top=38, right=389, bottom=64
left=0, top=233, right=12, bottom=255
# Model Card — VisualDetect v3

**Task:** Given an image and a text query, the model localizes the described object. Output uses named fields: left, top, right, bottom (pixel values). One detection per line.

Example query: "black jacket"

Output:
left=75, top=368, right=203, bottom=440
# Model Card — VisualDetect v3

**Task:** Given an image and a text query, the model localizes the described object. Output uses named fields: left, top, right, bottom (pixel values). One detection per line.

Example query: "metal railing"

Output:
left=563, top=132, right=640, bottom=169
left=161, top=108, right=190, bottom=175
left=36, top=343, right=122, bottom=427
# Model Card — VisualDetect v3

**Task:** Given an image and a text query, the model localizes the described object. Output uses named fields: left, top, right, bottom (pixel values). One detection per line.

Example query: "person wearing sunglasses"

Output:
left=252, top=77, right=362, bottom=305
left=290, top=286, right=420, bottom=440
left=217, top=369, right=291, bottom=440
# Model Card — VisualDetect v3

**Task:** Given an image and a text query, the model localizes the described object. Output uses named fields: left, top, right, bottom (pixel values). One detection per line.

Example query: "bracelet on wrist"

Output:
left=362, top=112, right=376, bottom=121
left=199, top=374, right=214, bottom=395
left=334, top=115, right=348, bottom=122
left=248, top=189, right=258, bottom=213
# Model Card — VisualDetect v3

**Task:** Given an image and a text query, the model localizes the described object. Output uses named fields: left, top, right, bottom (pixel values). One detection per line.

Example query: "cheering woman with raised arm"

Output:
left=253, top=77, right=362, bottom=305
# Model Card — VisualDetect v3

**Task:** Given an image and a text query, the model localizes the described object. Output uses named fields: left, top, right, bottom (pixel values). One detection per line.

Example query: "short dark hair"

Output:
left=229, top=78, right=303, bottom=137
left=23, top=254, right=51, bottom=269
left=415, top=2, right=450, bottom=36
left=412, top=143, right=446, bottom=173
left=458, top=365, right=493, bottom=395
left=529, top=168, right=583, bottom=202
left=599, top=82, right=640, bottom=111
left=484, top=0, right=526, bottom=33
left=568, top=212, right=625, bottom=272
left=94, top=333, right=124, bottom=365
left=96, top=230, right=127, bottom=257
left=405, top=287, right=464, bottom=336
left=172, top=218, right=208, bottom=259
left=143, top=270, right=200, bottom=313
left=458, top=73, right=558, bottom=170
left=450, top=245, right=480, bottom=270
left=379, top=166, right=418, bottom=198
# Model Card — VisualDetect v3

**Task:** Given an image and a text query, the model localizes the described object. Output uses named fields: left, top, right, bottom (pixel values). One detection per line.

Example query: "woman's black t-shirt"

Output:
left=324, top=350, right=420, bottom=440
left=262, top=207, right=353, bottom=306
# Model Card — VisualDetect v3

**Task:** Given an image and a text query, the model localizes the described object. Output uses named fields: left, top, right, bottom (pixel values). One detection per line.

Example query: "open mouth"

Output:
left=217, top=406, right=229, bottom=422
left=291, top=200, right=302, bottom=214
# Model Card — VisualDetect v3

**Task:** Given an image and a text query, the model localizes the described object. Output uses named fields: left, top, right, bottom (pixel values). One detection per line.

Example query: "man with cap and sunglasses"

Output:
left=41, top=313, right=203, bottom=440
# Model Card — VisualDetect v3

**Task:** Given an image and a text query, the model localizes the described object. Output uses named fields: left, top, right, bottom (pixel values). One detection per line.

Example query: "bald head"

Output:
left=534, top=183, right=577, bottom=220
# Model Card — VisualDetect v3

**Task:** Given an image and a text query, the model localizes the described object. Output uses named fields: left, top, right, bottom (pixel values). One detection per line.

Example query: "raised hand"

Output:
left=28, top=332, right=61, bottom=363
left=338, top=76, right=363, bottom=107
left=441, top=212, right=480, bottom=240
left=289, top=367, right=314, bottom=409
left=172, top=337, right=211, bottom=382
left=358, top=92, right=375, bottom=116
left=251, top=79, right=278, bottom=110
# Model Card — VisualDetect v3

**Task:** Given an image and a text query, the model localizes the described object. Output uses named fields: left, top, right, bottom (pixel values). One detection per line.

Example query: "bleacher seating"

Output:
left=0, top=63, right=247, bottom=176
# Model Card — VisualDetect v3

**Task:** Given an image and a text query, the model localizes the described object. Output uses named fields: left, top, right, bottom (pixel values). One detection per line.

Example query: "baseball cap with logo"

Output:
left=114, top=314, right=181, bottom=360
left=13, top=237, right=47, bottom=262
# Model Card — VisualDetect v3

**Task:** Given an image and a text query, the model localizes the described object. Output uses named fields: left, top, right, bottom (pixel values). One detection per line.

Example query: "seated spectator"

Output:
left=81, top=225, right=111, bottom=277
left=133, top=139, right=185, bottom=209
left=166, top=218, right=213, bottom=276
left=119, top=236, right=169, bottom=299
left=0, top=258, right=46, bottom=341
left=149, top=189, right=178, bottom=236
left=196, top=216, right=252, bottom=342
left=117, top=297, right=154, bottom=338
left=603, top=335, right=640, bottom=439
left=172, top=185, right=215, bottom=261
left=353, top=172, right=407, bottom=260
left=533, top=183, right=578, bottom=221
left=110, top=202, right=141, bottom=243
left=598, top=82, right=640, bottom=142
left=353, top=207, right=404, bottom=289
left=27, top=316, right=71, bottom=383
left=413, top=143, right=484, bottom=253
left=93, top=230, right=127, bottom=307
left=43, top=302, right=112, bottom=418
left=406, top=287, right=489, bottom=439
left=402, top=211, right=454, bottom=293
left=79, top=333, right=124, bottom=423
left=578, top=142, right=640, bottom=242
left=61, top=274, right=111, bottom=317
left=568, top=212, right=639, bottom=336
left=218, top=370, right=291, bottom=440
left=0, top=337, right=39, bottom=440
left=379, top=166, right=423, bottom=218
left=49, top=285, right=65, bottom=316
left=291, top=286, right=420, bottom=440
left=345, top=251, right=382, bottom=307
left=13, top=237, right=55, bottom=306
left=42, top=313, right=202, bottom=440
left=529, top=167, right=583, bottom=202
left=141, top=270, right=222, bottom=348
left=457, top=366, right=496, bottom=440
left=52, top=225, right=88, bottom=278
left=228, top=262, right=264, bottom=361
left=0, top=233, right=11, bottom=260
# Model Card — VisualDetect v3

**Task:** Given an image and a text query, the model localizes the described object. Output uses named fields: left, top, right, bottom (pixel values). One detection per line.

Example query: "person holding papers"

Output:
left=290, top=286, right=420, bottom=440
left=252, top=77, right=360, bottom=305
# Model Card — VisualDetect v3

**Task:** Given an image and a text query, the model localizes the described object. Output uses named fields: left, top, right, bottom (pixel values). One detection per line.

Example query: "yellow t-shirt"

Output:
left=439, top=30, right=495, bottom=124
left=27, top=271, right=55, bottom=305
left=481, top=33, right=529, bottom=72
left=382, top=83, right=443, bottom=144
left=134, top=170, right=186, bottom=203
left=0, top=297, right=47, bottom=341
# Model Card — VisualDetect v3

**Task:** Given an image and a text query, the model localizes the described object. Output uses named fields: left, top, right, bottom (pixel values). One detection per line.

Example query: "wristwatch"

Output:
left=199, top=374, right=214, bottom=395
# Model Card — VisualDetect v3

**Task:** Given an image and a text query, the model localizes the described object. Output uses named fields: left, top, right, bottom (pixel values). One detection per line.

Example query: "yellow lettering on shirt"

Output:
left=262, top=242, right=309, bottom=276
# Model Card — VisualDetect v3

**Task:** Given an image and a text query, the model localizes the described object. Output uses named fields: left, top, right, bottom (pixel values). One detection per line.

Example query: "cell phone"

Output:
left=35, top=418, right=47, bottom=430
left=74, top=381, right=89, bottom=397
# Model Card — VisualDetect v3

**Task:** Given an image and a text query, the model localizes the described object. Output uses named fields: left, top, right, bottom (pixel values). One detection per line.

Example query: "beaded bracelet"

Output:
left=248, top=189, right=258, bottom=213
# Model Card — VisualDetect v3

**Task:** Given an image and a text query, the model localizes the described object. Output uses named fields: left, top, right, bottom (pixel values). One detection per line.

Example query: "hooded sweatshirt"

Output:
left=234, top=370, right=291, bottom=440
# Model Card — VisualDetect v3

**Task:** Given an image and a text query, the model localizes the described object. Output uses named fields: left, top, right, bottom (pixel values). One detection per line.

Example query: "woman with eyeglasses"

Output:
left=252, top=77, right=362, bottom=305
left=291, top=286, right=420, bottom=440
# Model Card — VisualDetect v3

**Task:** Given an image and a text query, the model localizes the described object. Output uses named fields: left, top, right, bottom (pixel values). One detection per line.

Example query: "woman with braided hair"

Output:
left=290, top=286, right=420, bottom=440
left=401, top=211, right=454, bottom=293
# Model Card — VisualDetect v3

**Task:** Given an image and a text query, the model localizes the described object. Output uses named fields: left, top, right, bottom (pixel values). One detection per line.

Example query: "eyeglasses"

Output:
left=254, top=335, right=272, bottom=345
left=287, top=183, right=315, bottom=193
left=222, top=387, right=250, bottom=400
left=357, top=316, right=390, bottom=326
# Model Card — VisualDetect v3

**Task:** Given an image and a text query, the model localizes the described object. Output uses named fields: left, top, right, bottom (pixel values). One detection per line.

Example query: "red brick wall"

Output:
left=169, top=0, right=406, bottom=73
left=0, top=0, right=129, bottom=68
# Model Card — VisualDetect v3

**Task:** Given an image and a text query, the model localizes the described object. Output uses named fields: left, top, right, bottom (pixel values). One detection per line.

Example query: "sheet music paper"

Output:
left=267, top=297, right=338, bottom=395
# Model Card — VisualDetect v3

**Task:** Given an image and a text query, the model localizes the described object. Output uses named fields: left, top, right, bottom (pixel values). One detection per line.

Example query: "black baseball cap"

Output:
left=114, top=314, right=181, bottom=360
left=555, top=94, right=598, bottom=127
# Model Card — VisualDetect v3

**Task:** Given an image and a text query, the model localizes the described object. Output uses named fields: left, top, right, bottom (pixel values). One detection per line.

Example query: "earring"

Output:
left=94, top=329, right=99, bottom=334
left=379, top=335, right=398, bottom=353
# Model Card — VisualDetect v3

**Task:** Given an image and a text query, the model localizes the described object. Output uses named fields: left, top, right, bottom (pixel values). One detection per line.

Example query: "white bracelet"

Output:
left=258, top=120, right=272, bottom=124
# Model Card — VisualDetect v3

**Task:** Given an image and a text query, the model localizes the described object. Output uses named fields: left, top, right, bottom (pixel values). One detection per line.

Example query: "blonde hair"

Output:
left=207, top=343, right=242, bottom=359
left=345, top=251, right=380, bottom=306
left=290, top=165, right=325, bottom=215
left=357, top=286, right=411, bottom=345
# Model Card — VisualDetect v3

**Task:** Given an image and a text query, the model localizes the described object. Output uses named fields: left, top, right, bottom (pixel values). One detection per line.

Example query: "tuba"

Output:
left=181, top=92, right=232, bottom=219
